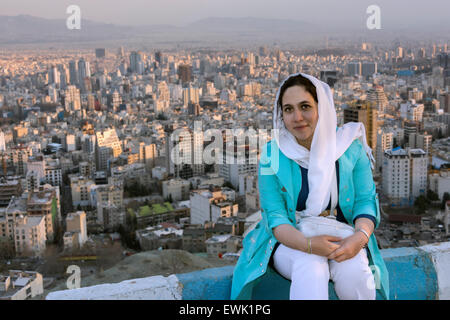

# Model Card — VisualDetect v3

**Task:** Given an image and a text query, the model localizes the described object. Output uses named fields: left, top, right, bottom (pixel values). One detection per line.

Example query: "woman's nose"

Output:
left=293, top=109, right=304, bottom=121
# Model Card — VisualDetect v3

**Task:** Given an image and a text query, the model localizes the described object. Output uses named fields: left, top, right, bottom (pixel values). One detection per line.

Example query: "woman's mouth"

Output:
left=294, top=125, right=308, bottom=130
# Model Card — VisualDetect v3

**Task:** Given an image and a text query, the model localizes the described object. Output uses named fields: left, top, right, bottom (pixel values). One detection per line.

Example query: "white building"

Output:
left=190, top=188, right=238, bottom=225
left=44, top=158, right=62, bottom=187
left=400, top=101, right=424, bottom=122
left=0, top=131, right=6, bottom=151
left=409, top=149, right=428, bottom=199
left=376, top=129, right=394, bottom=173
left=382, top=148, right=428, bottom=206
left=429, top=171, right=450, bottom=200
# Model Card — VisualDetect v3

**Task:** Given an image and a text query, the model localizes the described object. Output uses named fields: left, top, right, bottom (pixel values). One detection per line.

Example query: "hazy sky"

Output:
left=1, top=0, right=448, bottom=27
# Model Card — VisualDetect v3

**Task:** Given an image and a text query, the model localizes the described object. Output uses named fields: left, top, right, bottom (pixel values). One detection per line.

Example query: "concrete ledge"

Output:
left=46, top=275, right=182, bottom=300
left=46, top=242, right=450, bottom=300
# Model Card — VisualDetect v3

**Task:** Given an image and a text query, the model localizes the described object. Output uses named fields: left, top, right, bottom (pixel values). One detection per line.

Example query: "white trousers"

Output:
left=273, top=243, right=376, bottom=300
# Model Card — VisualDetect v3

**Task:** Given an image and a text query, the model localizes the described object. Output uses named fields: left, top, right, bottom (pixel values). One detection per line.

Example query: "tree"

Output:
left=442, top=192, right=450, bottom=210
left=414, top=195, right=429, bottom=214
left=0, top=238, right=15, bottom=260
left=427, top=189, right=439, bottom=202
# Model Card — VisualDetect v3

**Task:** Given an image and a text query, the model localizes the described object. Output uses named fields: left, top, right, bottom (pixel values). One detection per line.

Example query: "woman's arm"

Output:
left=273, top=224, right=308, bottom=252
left=273, top=224, right=342, bottom=256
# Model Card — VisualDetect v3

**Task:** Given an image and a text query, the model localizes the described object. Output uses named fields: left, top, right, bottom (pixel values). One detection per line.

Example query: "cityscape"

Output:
left=0, top=2, right=449, bottom=300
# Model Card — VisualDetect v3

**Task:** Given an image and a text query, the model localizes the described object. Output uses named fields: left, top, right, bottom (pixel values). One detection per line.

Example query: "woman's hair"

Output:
left=277, top=74, right=318, bottom=112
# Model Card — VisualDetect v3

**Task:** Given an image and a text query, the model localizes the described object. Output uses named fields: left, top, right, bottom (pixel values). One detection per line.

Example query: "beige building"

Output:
left=70, top=175, right=96, bottom=208
left=0, top=270, right=43, bottom=300
left=343, top=101, right=378, bottom=150
left=14, top=215, right=46, bottom=257
left=3, top=195, right=28, bottom=242
left=64, top=211, right=87, bottom=251
left=92, top=184, right=124, bottom=230
left=190, top=187, right=239, bottom=225
left=139, top=142, right=157, bottom=171
left=27, top=187, right=60, bottom=241
left=162, top=178, right=191, bottom=201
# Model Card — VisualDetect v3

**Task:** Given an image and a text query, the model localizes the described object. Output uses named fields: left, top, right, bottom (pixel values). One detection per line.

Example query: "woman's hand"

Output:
left=327, top=233, right=367, bottom=262
left=309, top=235, right=342, bottom=257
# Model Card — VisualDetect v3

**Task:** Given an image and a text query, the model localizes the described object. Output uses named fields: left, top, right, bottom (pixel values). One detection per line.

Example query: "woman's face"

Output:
left=281, top=85, right=319, bottom=148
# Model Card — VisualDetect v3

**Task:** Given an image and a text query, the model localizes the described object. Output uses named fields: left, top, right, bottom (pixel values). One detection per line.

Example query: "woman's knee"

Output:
left=292, top=257, right=329, bottom=282
left=331, top=258, right=375, bottom=300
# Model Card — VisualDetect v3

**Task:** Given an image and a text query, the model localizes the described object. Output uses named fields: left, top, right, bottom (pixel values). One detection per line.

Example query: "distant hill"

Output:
left=0, top=14, right=446, bottom=47
left=0, top=14, right=324, bottom=45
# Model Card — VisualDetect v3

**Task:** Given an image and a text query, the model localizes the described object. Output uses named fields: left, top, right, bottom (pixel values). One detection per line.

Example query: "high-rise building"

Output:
left=343, top=102, right=378, bottom=150
left=382, top=148, right=428, bottom=206
left=0, top=131, right=6, bottom=152
left=64, top=85, right=81, bottom=111
left=347, top=62, right=361, bottom=76
left=95, top=129, right=123, bottom=172
left=130, top=51, right=144, bottom=74
left=155, top=51, right=163, bottom=65
left=48, top=65, right=60, bottom=85
left=139, top=142, right=157, bottom=171
left=375, top=128, right=394, bottom=173
left=77, top=58, right=91, bottom=81
left=361, top=62, right=377, bottom=77
left=183, top=86, right=199, bottom=107
left=178, top=64, right=192, bottom=85
left=409, top=132, right=432, bottom=154
left=367, top=85, right=389, bottom=114
left=26, top=155, right=45, bottom=192
left=165, top=127, right=204, bottom=179
left=69, top=60, right=79, bottom=85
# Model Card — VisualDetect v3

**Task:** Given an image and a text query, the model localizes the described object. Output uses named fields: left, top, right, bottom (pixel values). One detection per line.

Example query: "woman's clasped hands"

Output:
left=309, top=232, right=368, bottom=263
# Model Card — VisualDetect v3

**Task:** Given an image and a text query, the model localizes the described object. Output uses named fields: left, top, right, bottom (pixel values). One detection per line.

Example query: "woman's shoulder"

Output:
left=341, top=138, right=365, bottom=162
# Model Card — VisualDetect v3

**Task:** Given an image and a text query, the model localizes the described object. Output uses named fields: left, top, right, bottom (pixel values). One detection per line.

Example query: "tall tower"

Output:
left=343, top=101, right=378, bottom=150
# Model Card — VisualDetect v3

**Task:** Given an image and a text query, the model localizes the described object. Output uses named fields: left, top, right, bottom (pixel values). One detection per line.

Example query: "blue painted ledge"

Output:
left=46, top=242, right=450, bottom=300
left=178, top=243, right=449, bottom=300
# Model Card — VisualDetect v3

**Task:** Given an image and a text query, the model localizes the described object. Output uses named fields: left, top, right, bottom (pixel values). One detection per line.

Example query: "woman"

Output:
left=231, top=73, right=389, bottom=300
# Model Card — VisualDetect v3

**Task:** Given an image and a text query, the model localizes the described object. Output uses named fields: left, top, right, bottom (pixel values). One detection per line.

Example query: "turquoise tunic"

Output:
left=230, top=138, right=389, bottom=300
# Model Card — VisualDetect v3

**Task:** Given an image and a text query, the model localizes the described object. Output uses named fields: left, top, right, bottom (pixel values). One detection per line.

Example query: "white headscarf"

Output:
left=273, top=72, right=375, bottom=218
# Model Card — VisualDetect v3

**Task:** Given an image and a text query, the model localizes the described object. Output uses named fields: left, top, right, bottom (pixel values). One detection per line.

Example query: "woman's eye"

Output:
left=302, top=105, right=311, bottom=110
